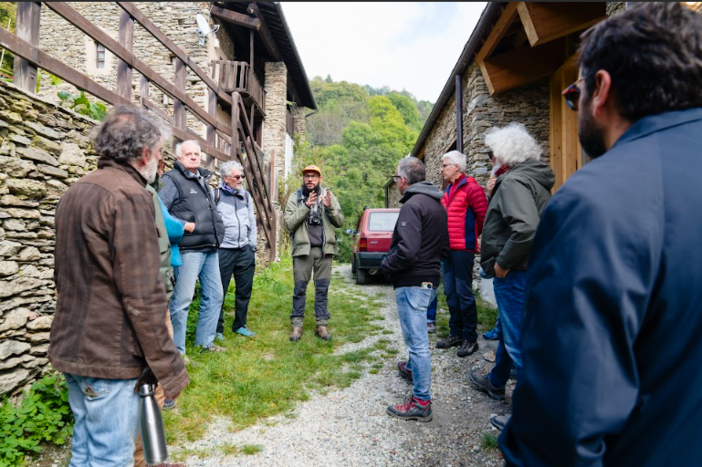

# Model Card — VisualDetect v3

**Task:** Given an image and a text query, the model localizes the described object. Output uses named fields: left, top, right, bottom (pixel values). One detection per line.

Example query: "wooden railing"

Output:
left=0, top=2, right=277, bottom=260
left=211, top=60, right=265, bottom=115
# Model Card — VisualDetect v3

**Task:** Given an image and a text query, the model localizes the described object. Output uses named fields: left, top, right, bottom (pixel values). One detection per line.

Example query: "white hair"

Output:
left=441, top=150, right=466, bottom=173
left=220, top=160, right=244, bottom=178
left=174, top=140, right=201, bottom=159
left=484, top=122, right=542, bottom=167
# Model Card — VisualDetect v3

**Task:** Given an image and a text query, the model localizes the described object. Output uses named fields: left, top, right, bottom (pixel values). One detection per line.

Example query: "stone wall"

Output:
left=262, top=62, right=288, bottom=181
left=606, top=2, right=626, bottom=16
left=0, top=81, right=98, bottom=397
left=39, top=2, right=213, bottom=136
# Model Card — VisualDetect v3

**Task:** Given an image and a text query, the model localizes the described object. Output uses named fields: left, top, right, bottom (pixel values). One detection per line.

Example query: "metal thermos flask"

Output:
left=139, top=383, right=169, bottom=465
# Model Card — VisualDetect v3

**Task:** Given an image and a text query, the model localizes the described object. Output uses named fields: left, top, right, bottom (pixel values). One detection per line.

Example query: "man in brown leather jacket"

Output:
left=50, top=105, right=189, bottom=466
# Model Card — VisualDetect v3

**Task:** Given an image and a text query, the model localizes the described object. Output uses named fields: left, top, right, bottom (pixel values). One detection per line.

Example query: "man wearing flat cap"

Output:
left=284, top=165, right=344, bottom=342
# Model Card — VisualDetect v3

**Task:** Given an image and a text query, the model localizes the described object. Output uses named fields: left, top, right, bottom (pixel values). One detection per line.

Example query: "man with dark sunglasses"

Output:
left=499, top=4, right=702, bottom=467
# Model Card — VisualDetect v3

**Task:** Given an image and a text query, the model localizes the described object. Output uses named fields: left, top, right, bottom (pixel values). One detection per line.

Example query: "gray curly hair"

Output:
left=484, top=122, right=542, bottom=167
left=92, top=105, right=170, bottom=163
left=219, top=160, right=244, bottom=178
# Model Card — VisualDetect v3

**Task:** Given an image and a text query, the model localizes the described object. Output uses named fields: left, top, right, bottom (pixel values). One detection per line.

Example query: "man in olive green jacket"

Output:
left=284, top=165, right=344, bottom=342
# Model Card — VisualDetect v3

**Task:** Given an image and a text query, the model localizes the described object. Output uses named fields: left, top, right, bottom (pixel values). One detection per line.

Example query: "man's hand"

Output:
left=323, top=190, right=333, bottom=207
left=306, top=191, right=318, bottom=208
left=494, top=263, right=510, bottom=278
left=184, top=222, right=196, bottom=234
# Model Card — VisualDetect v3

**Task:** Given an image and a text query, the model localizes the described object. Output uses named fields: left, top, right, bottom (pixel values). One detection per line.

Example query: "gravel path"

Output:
left=182, top=265, right=513, bottom=467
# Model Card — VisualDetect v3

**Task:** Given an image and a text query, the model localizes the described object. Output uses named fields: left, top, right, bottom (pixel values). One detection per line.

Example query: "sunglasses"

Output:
left=228, top=174, right=245, bottom=180
left=562, top=78, right=584, bottom=111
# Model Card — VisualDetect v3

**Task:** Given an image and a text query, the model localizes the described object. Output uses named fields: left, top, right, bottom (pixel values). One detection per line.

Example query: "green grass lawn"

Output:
left=164, top=257, right=386, bottom=445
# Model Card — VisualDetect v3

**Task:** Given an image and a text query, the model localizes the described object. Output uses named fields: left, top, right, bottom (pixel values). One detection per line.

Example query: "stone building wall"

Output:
left=0, top=81, right=98, bottom=397
left=39, top=2, right=213, bottom=137
left=262, top=62, right=287, bottom=180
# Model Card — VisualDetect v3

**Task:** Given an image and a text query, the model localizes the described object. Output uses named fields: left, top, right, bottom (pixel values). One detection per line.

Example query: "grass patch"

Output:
left=481, top=433, right=500, bottom=451
left=241, top=444, right=263, bottom=455
left=165, top=257, right=384, bottom=445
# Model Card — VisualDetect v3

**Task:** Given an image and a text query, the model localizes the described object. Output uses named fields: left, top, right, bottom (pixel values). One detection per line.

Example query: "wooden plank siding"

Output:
left=0, top=2, right=278, bottom=259
left=549, top=54, right=581, bottom=192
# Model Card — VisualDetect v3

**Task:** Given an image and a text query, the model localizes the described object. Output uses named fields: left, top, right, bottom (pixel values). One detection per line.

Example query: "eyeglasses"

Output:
left=230, top=174, right=245, bottom=180
left=562, top=78, right=584, bottom=111
left=441, top=163, right=458, bottom=168
left=392, top=175, right=403, bottom=182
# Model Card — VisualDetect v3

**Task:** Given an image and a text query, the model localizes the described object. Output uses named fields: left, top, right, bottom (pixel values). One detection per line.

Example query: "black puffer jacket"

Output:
left=381, top=181, right=449, bottom=288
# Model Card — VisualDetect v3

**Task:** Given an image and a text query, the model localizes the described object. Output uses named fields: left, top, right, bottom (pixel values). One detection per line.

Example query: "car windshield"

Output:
left=368, top=212, right=399, bottom=232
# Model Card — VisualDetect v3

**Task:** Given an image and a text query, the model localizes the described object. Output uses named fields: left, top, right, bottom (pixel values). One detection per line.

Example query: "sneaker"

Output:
left=397, top=361, right=413, bottom=383
left=200, top=344, right=226, bottom=353
left=214, top=332, right=225, bottom=342
left=469, top=371, right=506, bottom=401
left=162, top=399, right=176, bottom=411
left=483, top=328, right=499, bottom=340
left=235, top=326, right=256, bottom=337
left=457, top=340, right=479, bottom=358
left=386, top=397, right=432, bottom=422
left=427, top=322, right=436, bottom=334
left=436, top=334, right=462, bottom=349
left=491, top=414, right=510, bottom=431
left=290, top=326, right=303, bottom=342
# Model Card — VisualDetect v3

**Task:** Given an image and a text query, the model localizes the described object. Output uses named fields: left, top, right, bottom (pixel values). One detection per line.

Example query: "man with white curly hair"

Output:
left=469, top=123, right=554, bottom=428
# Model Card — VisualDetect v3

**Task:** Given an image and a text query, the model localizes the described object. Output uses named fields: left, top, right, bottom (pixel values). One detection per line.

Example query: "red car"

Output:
left=351, top=208, right=400, bottom=284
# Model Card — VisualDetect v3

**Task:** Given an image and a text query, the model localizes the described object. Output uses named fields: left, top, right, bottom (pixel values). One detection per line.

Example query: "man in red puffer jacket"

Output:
left=436, top=150, right=488, bottom=358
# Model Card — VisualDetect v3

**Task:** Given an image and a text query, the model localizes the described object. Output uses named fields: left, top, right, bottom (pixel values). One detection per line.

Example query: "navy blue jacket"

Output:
left=501, top=108, right=702, bottom=467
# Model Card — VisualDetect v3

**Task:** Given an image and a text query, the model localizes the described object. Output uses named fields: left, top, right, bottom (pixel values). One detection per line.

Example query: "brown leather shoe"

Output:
left=290, top=326, right=303, bottom=342
left=315, top=325, right=331, bottom=340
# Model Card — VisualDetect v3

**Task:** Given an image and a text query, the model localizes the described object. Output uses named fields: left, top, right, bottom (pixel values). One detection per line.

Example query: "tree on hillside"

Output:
left=386, top=92, right=421, bottom=132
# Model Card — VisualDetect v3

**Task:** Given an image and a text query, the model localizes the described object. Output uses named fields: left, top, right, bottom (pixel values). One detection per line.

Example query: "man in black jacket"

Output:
left=160, top=140, right=225, bottom=357
left=381, top=157, right=448, bottom=422
left=500, top=4, right=702, bottom=466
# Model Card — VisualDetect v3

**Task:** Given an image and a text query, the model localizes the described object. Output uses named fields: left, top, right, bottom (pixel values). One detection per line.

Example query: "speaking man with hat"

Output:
left=284, top=165, right=344, bottom=342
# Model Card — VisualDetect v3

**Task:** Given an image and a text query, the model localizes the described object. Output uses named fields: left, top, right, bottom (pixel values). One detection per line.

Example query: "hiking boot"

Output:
left=397, top=361, right=413, bottom=383
left=427, top=322, right=436, bottom=334
left=469, top=371, right=506, bottom=401
left=491, top=414, right=510, bottom=431
left=436, top=334, right=462, bottom=349
left=457, top=340, right=479, bottom=358
left=387, top=397, right=432, bottom=422
left=315, top=325, right=331, bottom=341
left=290, top=326, right=303, bottom=342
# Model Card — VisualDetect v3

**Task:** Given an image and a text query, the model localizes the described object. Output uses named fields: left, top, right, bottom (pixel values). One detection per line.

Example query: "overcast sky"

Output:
left=280, top=2, right=487, bottom=103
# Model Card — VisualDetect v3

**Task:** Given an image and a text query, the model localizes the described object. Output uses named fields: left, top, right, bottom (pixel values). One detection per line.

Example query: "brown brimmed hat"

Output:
left=301, top=165, right=322, bottom=177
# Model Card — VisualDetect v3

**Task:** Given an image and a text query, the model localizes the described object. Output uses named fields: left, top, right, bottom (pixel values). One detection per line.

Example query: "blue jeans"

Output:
left=170, top=249, right=224, bottom=354
left=426, top=296, right=437, bottom=323
left=64, top=373, right=140, bottom=467
left=489, top=270, right=527, bottom=388
left=443, top=251, right=478, bottom=342
left=395, top=286, right=438, bottom=401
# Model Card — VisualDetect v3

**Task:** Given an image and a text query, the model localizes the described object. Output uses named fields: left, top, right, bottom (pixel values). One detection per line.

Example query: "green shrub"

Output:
left=0, top=373, right=73, bottom=466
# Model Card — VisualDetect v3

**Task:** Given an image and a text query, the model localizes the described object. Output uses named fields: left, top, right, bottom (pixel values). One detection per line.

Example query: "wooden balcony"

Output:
left=211, top=60, right=265, bottom=115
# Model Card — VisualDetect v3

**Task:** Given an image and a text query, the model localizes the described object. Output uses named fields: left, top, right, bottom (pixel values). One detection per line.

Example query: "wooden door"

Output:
left=549, top=54, right=583, bottom=192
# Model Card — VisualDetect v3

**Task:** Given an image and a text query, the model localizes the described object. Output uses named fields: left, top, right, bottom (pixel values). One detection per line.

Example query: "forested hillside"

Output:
left=289, top=75, right=434, bottom=262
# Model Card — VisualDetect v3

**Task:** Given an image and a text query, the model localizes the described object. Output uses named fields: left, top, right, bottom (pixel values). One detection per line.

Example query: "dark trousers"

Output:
left=216, top=247, right=255, bottom=333
left=443, top=250, right=478, bottom=342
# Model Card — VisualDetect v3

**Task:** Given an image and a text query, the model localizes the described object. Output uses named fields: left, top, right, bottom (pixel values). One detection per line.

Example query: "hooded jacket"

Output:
left=381, top=181, right=449, bottom=288
left=480, top=159, right=554, bottom=276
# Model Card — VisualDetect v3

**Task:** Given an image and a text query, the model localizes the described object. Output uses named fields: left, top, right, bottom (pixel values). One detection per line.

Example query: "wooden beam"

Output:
left=13, top=2, right=41, bottom=93
left=210, top=5, right=260, bottom=30
left=45, top=3, right=231, bottom=136
left=116, top=9, right=134, bottom=99
left=475, top=3, right=520, bottom=63
left=479, top=38, right=567, bottom=95
left=249, top=3, right=282, bottom=61
left=517, top=2, right=607, bottom=47
left=116, top=2, right=232, bottom=108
